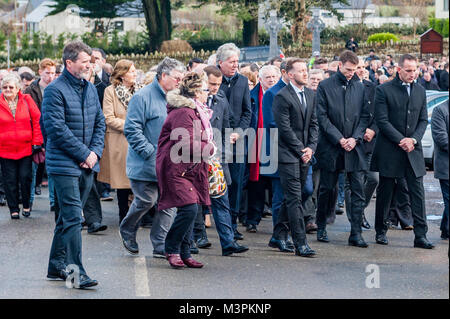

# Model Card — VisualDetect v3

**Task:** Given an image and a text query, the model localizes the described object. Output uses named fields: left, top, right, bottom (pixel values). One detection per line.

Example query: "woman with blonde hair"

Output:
left=156, top=72, right=215, bottom=269
left=98, top=59, right=142, bottom=223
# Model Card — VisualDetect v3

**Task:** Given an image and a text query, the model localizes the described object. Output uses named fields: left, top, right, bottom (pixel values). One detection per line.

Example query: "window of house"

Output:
left=114, top=21, right=124, bottom=31
left=445, top=0, right=449, bottom=11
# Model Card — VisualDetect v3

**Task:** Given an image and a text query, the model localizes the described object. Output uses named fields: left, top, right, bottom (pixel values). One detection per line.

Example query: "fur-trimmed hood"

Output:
left=166, top=89, right=196, bottom=110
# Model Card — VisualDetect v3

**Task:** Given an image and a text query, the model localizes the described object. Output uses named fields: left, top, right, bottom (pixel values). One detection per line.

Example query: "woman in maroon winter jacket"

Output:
left=0, top=73, right=43, bottom=219
left=156, top=72, right=215, bottom=269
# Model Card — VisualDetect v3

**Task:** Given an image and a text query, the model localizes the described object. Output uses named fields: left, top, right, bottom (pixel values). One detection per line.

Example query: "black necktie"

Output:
left=299, top=91, right=306, bottom=112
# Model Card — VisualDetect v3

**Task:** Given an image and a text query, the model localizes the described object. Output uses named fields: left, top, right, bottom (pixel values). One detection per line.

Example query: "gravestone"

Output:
left=264, top=10, right=283, bottom=59
left=307, top=7, right=325, bottom=57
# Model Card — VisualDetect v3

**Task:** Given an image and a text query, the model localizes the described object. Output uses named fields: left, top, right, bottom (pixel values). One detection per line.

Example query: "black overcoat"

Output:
left=370, top=75, right=428, bottom=178
left=315, top=71, right=369, bottom=172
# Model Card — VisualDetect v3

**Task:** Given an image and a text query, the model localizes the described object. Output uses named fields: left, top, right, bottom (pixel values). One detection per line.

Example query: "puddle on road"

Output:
left=427, top=215, right=442, bottom=220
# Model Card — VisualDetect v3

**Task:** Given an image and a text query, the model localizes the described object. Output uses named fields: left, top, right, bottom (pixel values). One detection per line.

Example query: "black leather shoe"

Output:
left=35, top=186, right=41, bottom=195
left=119, top=230, right=139, bottom=255
left=375, top=234, right=389, bottom=245
left=76, top=275, right=98, bottom=289
left=222, top=241, right=249, bottom=256
left=335, top=203, right=344, bottom=215
left=47, top=269, right=69, bottom=281
left=88, top=222, right=108, bottom=234
left=196, top=236, right=212, bottom=249
left=286, top=239, right=295, bottom=250
left=22, top=209, right=31, bottom=218
left=362, top=214, right=371, bottom=229
left=348, top=235, right=368, bottom=248
left=414, top=237, right=435, bottom=249
left=295, top=243, right=316, bottom=257
left=0, top=194, right=6, bottom=206
left=246, top=224, right=257, bottom=233
left=268, top=237, right=294, bottom=253
left=234, top=229, right=244, bottom=240
left=317, top=229, right=329, bottom=242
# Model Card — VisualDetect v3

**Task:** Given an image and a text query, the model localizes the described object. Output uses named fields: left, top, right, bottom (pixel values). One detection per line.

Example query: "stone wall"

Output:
left=1, top=39, right=448, bottom=71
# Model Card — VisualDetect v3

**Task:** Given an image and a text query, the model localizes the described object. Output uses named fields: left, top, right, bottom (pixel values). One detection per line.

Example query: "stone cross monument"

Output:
left=307, top=7, right=325, bottom=56
left=265, top=10, right=283, bottom=59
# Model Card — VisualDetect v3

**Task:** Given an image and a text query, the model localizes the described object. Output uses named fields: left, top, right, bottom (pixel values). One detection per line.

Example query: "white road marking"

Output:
left=135, top=257, right=150, bottom=297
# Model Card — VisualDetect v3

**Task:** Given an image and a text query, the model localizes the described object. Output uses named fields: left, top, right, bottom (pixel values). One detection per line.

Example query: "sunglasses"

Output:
left=2, top=86, right=15, bottom=90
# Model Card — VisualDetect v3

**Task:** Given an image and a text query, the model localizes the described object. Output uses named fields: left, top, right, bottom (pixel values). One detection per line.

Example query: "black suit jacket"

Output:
left=315, top=71, right=370, bottom=172
left=209, top=92, right=231, bottom=185
left=370, top=75, right=428, bottom=178
left=439, top=70, right=449, bottom=91
left=272, top=84, right=318, bottom=164
left=94, top=71, right=110, bottom=108
left=362, top=79, right=377, bottom=154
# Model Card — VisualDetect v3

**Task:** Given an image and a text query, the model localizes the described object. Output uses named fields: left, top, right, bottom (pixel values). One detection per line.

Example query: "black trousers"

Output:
left=117, top=188, right=133, bottom=224
left=0, top=156, right=32, bottom=213
left=247, top=176, right=272, bottom=226
left=317, top=169, right=365, bottom=236
left=375, top=162, right=428, bottom=238
left=82, top=172, right=102, bottom=226
left=388, top=178, right=414, bottom=228
left=272, top=162, right=309, bottom=247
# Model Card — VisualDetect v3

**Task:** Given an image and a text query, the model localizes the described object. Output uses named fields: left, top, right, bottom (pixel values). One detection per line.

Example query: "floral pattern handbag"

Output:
left=208, top=157, right=227, bottom=198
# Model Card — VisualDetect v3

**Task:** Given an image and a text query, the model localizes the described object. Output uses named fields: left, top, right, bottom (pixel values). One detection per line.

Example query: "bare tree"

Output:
left=351, top=0, right=372, bottom=39
left=401, top=0, right=433, bottom=39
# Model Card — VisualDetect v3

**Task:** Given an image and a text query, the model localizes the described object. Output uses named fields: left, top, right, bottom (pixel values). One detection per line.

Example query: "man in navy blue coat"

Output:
left=43, top=42, right=105, bottom=289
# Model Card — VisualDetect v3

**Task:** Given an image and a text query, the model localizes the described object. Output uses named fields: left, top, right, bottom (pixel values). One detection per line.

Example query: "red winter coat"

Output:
left=156, top=90, right=213, bottom=211
left=0, top=91, right=43, bottom=160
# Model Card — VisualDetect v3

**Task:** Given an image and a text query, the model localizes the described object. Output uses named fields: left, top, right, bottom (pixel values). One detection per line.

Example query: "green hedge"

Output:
left=429, top=18, right=449, bottom=37
left=367, top=32, right=400, bottom=44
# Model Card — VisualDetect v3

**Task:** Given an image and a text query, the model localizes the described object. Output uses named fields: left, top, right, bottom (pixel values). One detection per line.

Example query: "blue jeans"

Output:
left=48, top=174, right=55, bottom=207
left=337, top=172, right=345, bottom=205
left=271, top=178, right=284, bottom=227
left=440, top=180, right=449, bottom=236
left=211, top=190, right=236, bottom=249
left=30, top=162, right=37, bottom=205
left=47, top=170, right=94, bottom=276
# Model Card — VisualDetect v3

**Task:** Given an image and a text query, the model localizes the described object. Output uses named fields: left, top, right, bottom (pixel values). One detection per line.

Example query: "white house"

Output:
left=435, top=0, right=449, bottom=19
left=25, top=0, right=146, bottom=37
left=318, top=0, right=415, bottom=28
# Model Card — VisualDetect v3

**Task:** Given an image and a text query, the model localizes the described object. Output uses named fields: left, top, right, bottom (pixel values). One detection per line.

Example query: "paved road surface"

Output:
left=0, top=172, right=448, bottom=299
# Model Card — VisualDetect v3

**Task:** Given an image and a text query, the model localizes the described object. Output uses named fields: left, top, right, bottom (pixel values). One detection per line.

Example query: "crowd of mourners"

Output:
left=0, top=40, right=448, bottom=289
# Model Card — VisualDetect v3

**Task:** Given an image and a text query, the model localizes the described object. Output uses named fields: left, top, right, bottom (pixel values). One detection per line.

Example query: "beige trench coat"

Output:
left=97, top=85, right=131, bottom=189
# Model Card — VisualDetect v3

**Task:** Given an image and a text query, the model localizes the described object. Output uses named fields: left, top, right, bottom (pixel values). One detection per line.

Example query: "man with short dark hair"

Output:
left=371, top=54, right=433, bottom=249
left=44, top=41, right=106, bottom=288
left=439, top=63, right=449, bottom=91
left=315, top=50, right=370, bottom=247
left=270, top=58, right=319, bottom=257
left=187, top=57, right=204, bottom=72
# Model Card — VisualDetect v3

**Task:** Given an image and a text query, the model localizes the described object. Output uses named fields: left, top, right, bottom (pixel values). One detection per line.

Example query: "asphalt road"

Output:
left=0, top=172, right=448, bottom=299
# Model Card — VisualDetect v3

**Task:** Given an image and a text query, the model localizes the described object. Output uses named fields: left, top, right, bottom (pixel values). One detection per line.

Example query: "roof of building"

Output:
left=25, top=0, right=55, bottom=23
left=332, top=0, right=374, bottom=10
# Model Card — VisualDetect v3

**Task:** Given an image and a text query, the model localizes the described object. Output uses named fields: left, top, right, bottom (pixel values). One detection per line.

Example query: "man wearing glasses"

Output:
left=119, top=57, right=186, bottom=259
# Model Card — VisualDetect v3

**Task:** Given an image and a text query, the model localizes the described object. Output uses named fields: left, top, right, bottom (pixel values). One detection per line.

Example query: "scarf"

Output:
left=193, top=99, right=214, bottom=143
left=115, top=83, right=143, bottom=109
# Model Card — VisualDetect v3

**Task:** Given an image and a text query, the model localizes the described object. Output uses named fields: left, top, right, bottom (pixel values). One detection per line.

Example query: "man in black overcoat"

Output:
left=371, top=54, right=433, bottom=249
left=315, top=50, right=370, bottom=248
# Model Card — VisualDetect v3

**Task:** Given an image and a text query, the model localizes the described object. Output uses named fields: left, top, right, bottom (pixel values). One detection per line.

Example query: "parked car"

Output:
left=239, top=46, right=284, bottom=63
left=422, top=90, right=449, bottom=170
